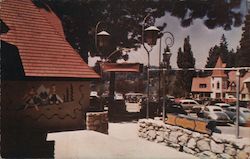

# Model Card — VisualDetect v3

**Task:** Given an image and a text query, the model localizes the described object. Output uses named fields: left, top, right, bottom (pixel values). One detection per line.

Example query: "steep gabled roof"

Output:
left=191, top=77, right=212, bottom=92
left=0, top=0, right=99, bottom=79
left=227, top=71, right=250, bottom=93
left=211, top=56, right=227, bottom=78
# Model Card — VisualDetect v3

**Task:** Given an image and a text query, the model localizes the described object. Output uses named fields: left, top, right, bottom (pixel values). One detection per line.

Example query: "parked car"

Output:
left=230, top=101, right=250, bottom=108
left=198, top=106, right=231, bottom=125
left=203, top=99, right=223, bottom=106
left=224, top=107, right=250, bottom=126
left=223, top=95, right=237, bottom=104
left=140, top=97, right=159, bottom=117
left=164, top=102, right=187, bottom=115
left=179, top=99, right=204, bottom=113
left=166, top=95, right=175, bottom=102
left=215, top=103, right=231, bottom=110
left=140, top=98, right=187, bottom=117
left=125, top=93, right=143, bottom=103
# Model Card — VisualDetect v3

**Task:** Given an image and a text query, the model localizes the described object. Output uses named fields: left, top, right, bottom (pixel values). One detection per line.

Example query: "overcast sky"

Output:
left=89, top=1, right=248, bottom=69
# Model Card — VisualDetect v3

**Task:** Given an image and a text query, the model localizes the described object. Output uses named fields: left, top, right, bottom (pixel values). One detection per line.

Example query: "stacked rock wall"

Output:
left=86, top=111, right=108, bottom=134
left=138, top=119, right=250, bottom=159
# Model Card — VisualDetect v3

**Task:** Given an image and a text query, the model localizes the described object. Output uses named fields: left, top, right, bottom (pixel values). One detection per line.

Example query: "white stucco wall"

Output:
left=211, top=77, right=223, bottom=99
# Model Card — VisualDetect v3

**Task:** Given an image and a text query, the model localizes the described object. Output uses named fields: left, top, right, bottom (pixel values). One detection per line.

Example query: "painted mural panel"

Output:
left=2, top=81, right=90, bottom=132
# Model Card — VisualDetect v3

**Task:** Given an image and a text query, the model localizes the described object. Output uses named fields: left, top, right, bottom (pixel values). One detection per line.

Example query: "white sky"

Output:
left=89, top=1, right=248, bottom=69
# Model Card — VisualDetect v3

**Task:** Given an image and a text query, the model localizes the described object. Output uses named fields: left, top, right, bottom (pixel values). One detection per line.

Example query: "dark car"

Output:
left=140, top=99, right=159, bottom=117
left=164, top=102, right=187, bottom=115
left=140, top=98, right=187, bottom=117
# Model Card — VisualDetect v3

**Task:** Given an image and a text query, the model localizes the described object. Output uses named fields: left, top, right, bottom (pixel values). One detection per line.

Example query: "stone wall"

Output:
left=86, top=111, right=108, bottom=134
left=138, top=119, right=250, bottom=159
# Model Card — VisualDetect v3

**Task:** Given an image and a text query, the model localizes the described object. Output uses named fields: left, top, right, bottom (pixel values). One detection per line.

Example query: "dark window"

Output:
left=213, top=109, right=222, bottom=112
left=242, top=94, right=246, bottom=99
left=223, top=93, right=225, bottom=98
left=190, top=102, right=198, bottom=105
left=216, top=93, right=221, bottom=98
left=217, top=82, right=220, bottom=89
left=199, top=84, right=207, bottom=88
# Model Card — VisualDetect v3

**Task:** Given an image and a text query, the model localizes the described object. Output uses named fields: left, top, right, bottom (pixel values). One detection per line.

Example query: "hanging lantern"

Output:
left=144, top=26, right=160, bottom=46
left=97, top=31, right=110, bottom=48
left=163, top=46, right=172, bottom=64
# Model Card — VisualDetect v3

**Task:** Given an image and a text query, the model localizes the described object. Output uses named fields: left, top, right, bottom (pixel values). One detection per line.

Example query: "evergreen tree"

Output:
left=205, top=45, right=220, bottom=68
left=177, top=48, right=183, bottom=68
left=205, top=34, right=234, bottom=69
left=174, top=36, right=195, bottom=97
left=237, top=15, right=250, bottom=67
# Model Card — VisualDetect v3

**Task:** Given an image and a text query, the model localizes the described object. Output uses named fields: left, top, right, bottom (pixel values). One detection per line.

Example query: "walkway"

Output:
left=47, top=122, right=198, bottom=159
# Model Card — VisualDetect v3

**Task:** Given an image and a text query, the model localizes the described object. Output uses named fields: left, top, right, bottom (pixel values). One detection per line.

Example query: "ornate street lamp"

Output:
left=163, top=46, right=172, bottom=68
left=144, top=26, right=160, bottom=46
left=142, top=13, right=160, bottom=119
left=95, top=21, right=110, bottom=56
left=162, top=45, right=172, bottom=122
left=96, top=31, right=110, bottom=49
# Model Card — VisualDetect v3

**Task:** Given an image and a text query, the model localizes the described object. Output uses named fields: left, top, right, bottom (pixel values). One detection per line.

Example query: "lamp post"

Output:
left=235, top=70, right=240, bottom=138
left=95, top=21, right=116, bottom=115
left=142, top=13, right=160, bottom=119
left=158, top=31, right=174, bottom=117
left=162, top=46, right=172, bottom=122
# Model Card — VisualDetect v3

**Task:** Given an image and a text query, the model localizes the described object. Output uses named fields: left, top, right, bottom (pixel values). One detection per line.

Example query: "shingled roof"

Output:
left=0, top=0, right=99, bottom=79
left=191, top=77, right=212, bottom=93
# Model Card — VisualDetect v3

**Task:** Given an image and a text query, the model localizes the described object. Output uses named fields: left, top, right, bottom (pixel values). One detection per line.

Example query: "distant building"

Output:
left=191, top=57, right=250, bottom=101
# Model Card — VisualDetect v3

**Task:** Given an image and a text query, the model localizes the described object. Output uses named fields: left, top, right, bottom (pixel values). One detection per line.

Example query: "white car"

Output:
left=179, top=99, right=204, bottom=113
left=202, top=106, right=231, bottom=124
left=215, top=103, right=231, bottom=109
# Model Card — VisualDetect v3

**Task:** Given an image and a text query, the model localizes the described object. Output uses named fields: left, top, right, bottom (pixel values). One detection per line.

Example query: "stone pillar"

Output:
left=86, top=111, right=108, bottom=134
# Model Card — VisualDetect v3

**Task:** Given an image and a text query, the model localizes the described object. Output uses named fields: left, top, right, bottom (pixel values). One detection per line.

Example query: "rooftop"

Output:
left=0, top=0, right=99, bottom=79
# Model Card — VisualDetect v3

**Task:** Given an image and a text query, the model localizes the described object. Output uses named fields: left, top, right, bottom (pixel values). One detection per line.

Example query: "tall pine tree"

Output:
left=174, top=36, right=195, bottom=97
left=205, top=34, right=236, bottom=74
left=236, top=14, right=250, bottom=67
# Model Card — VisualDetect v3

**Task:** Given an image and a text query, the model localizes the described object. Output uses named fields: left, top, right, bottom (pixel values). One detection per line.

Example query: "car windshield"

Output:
left=213, top=109, right=222, bottom=112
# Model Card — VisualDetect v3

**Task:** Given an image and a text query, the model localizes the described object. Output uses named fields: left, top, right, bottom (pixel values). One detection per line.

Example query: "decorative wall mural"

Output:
left=22, top=84, right=74, bottom=110
left=23, top=87, right=40, bottom=111
left=79, top=85, right=85, bottom=106
left=49, top=84, right=63, bottom=104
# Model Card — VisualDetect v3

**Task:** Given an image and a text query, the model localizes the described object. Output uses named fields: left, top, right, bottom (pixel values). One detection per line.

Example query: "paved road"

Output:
left=217, top=124, right=250, bottom=138
left=47, top=123, right=197, bottom=159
